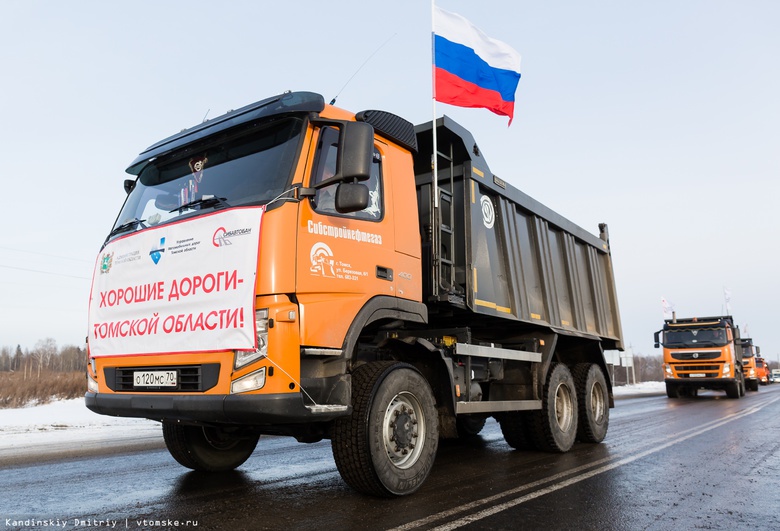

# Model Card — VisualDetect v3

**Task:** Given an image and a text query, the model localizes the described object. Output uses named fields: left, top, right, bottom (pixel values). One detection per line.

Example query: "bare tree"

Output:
left=31, top=338, right=58, bottom=378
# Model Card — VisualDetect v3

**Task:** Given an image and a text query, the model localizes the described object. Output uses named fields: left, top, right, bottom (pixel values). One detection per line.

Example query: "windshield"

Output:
left=663, top=327, right=728, bottom=348
left=110, top=117, right=303, bottom=239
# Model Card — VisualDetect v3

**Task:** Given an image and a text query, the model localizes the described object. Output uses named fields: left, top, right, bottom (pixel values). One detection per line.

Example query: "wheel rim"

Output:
left=590, top=380, right=606, bottom=423
left=202, top=427, right=241, bottom=450
left=382, top=391, right=425, bottom=469
left=554, top=382, right=574, bottom=432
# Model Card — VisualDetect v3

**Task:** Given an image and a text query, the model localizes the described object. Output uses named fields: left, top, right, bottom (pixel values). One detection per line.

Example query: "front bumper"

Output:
left=664, top=377, right=736, bottom=391
left=86, top=384, right=350, bottom=426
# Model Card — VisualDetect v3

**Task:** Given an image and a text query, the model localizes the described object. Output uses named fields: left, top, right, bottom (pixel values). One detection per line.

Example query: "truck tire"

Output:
left=162, top=422, right=259, bottom=472
left=666, top=382, right=681, bottom=398
left=497, top=411, right=535, bottom=450
left=456, top=415, right=487, bottom=437
left=527, top=363, right=578, bottom=453
left=331, top=361, right=439, bottom=497
left=725, top=380, right=741, bottom=399
left=573, top=363, right=609, bottom=443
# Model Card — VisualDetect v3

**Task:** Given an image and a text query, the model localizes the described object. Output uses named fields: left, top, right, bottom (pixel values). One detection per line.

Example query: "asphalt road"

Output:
left=2, top=385, right=780, bottom=531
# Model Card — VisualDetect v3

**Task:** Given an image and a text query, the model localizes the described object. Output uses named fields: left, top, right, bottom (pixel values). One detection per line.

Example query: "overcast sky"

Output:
left=1, top=0, right=778, bottom=363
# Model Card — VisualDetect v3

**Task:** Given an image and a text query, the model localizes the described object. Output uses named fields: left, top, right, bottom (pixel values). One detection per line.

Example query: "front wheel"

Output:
left=725, top=380, right=741, bottom=399
left=162, top=422, right=259, bottom=472
left=331, top=362, right=439, bottom=497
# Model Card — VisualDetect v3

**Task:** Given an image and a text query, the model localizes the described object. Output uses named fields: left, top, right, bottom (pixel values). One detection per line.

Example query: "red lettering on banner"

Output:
left=168, top=271, right=243, bottom=301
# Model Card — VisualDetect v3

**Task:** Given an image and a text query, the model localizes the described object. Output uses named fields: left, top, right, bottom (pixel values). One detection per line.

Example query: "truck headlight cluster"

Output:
left=87, top=372, right=99, bottom=393
left=722, top=363, right=730, bottom=376
left=234, top=308, right=269, bottom=369
left=663, top=363, right=673, bottom=377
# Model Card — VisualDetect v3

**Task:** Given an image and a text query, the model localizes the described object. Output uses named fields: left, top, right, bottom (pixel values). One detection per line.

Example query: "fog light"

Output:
left=231, top=367, right=267, bottom=394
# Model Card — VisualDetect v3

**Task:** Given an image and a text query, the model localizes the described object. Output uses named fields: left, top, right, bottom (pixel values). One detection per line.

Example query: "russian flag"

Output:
left=433, top=6, right=521, bottom=124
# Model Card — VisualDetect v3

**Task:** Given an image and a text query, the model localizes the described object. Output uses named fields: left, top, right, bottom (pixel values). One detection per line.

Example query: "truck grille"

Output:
left=671, top=351, right=720, bottom=361
left=673, top=364, right=720, bottom=378
left=103, top=364, right=220, bottom=392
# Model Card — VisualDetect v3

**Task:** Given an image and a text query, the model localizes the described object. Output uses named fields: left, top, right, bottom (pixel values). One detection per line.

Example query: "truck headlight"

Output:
left=234, top=308, right=269, bottom=369
left=87, top=372, right=99, bottom=393
left=663, top=363, right=673, bottom=377
left=231, top=367, right=267, bottom=393
left=722, top=363, right=730, bottom=376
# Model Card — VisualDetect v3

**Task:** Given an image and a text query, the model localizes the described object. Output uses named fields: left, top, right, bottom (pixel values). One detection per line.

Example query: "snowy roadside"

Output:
left=0, top=382, right=665, bottom=464
left=0, top=398, right=163, bottom=466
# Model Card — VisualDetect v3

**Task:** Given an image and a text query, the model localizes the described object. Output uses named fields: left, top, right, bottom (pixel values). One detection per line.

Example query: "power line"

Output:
left=0, top=263, right=90, bottom=280
left=0, top=245, right=93, bottom=264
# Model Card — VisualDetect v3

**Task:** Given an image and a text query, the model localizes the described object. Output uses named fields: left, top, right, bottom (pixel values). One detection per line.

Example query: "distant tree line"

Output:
left=0, top=338, right=84, bottom=377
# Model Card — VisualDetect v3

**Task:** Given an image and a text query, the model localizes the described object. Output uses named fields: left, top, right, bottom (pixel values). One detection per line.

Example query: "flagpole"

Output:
left=431, top=0, right=439, bottom=209
left=431, top=0, right=441, bottom=292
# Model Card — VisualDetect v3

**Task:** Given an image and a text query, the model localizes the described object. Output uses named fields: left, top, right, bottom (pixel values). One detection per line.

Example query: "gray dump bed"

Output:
left=413, top=117, right=623, bottom=351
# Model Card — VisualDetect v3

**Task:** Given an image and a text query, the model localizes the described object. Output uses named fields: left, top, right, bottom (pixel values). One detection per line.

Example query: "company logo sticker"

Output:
left=309, top=242, right=336, bottom=278
left=99, top=252, right=114, bottom=274
left=150, top=237, right=166, bottom=264
left=213, top=226, right=253, bottom=247
left=480, top=195, right=495, bottom=229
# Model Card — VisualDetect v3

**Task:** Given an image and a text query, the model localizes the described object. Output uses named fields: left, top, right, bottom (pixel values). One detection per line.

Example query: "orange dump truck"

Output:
left=654, top=315, right=745, bottom=398
left=756, top=356, right=770, bottom=385
left=741, top=337, right=761, bottom=391
left=86, top=91, right=623, bottom=496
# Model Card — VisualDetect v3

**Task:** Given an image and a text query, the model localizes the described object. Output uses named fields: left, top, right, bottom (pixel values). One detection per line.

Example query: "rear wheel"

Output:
left=527, top=363, right=578, bottom=453
left=497, top=411, right=535, bottom=450
left=573, top=363, right=609, bottom=443
left=331, top=361, right=439, bottom=497
left=162, top=422, right=259, bottom=472
left=456, top=415, right=487, bottom=438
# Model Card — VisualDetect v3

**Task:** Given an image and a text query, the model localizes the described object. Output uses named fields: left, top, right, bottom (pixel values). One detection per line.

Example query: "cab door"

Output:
left=296, top=126, right=396, bottom=348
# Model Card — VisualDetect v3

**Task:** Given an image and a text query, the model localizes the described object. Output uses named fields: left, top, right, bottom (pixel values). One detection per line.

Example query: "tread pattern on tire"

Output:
left=527, top=362, right=577, bottom=453
left=331, top=361, right=397, bottom=496
left=498, top=411, right=535, bottom=450
left=572, top=363, right=609, bottom=443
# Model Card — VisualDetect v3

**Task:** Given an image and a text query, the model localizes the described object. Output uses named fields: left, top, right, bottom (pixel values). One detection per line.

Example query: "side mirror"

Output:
left=756, top=346, right=761, bottom=355
left=339, top=122, right=373, bottom=182
left=653, top=331, right=660, bottom=348
left=335, top=183, right=369, bottom=213
left=124, top=179, right=136, bottom=194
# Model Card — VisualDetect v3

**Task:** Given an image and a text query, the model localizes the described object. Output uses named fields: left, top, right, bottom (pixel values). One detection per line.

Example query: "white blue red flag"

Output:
left=433, top=6, right=521, bottom=124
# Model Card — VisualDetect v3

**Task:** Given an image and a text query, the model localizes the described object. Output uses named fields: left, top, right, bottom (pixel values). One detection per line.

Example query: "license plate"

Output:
left=134, top=370, right=177, bottom=388
left=689, top=373, right=706, bottom=378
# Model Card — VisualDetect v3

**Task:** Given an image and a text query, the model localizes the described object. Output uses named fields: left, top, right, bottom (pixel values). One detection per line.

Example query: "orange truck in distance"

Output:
left=86, top=91, right=623, bottom=496
left=741, top=337, right=761, bottom=391
left=654, top=315, right=746, bottom=398
left=756, top=356, right=770, bottom=385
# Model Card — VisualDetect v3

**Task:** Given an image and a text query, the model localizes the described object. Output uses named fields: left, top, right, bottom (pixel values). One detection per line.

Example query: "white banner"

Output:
left=88, top=207, right=264, bottom=356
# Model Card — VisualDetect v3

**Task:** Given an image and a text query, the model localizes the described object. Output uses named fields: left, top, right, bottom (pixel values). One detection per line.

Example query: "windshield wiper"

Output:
left=108, top=218, right=146, bottom=238
left=170, top=196, right=228, bottom=213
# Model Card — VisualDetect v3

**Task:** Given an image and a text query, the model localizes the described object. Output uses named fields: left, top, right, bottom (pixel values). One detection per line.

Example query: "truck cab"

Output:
left=654, top=315, right=744, bottom=398
left=741, top=338, right=760, bottom=391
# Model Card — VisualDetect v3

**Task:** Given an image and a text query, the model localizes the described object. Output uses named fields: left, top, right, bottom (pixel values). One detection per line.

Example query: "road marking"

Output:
left=390, top=395, right=780, bottom=531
